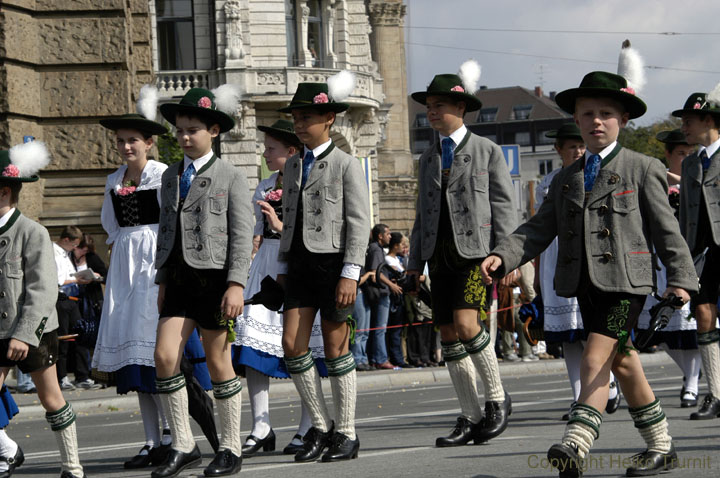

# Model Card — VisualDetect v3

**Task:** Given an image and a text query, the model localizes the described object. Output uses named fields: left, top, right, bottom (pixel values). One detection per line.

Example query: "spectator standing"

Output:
left=385, top=232, right=410, bottom=368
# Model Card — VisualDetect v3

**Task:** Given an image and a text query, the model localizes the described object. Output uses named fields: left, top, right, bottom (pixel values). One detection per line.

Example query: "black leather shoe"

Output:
left=625, top=444, right=677, bottom=476
left=124, top=445, right=154, bottom=469
left=475, top=391, right=512, bottom=443
left=59, top=472, right=86, bottom=478
left=151, top=445, right=201, bottom=478
left=435, top=416, right=477, bottom=447
left=690, top=393, right=720, bottom=420
left=241, top=429, right=276, bottom=457
left=283, top=434, right=304, bottom=455
left=203, top=449, right=242, bottom=477
left=547, top=443, right=583, bottom=478
left=606, top=380, right=622, bottom=414
left=152, top=444, right=172, bottom=466
left=295, top=425, right=334, bottom=462
left=681, top=391, right=698, bottom=408
left=0, top=446, right=24, bottom=478
left=321, top=432, right=359, bottom=462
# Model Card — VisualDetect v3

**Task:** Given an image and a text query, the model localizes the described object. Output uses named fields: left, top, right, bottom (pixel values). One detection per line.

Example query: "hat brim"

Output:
left=555, top=88, right=647, bottom=119
left=655, top=131, right=688, bottom=144
left=545, top=131, right=583, bottom=140
left=99, top=117, right=168, bottom=136
left=257, top=125, right=301, bottom=146
left=160, top=104, right=235, bottom=133
left=671, top=108, right=720, bottom=118
left=0, top=175, right=39, bottom=183
left=411, top=91, right=482, bottom=112
left=277, top=102, right=349, bottom=113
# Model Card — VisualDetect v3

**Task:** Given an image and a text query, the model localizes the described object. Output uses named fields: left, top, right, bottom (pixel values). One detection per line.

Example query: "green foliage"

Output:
left=156, top=125, right=183, bottom=165
left=618, top=115, right=681, bottom=167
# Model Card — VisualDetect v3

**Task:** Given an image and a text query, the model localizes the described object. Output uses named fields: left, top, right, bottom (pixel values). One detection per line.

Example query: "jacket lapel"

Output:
left=166, top=162, right=181, bottom=211
left=587, top=168, right=621, bottom=205
left=448, top=152, right=471, bottom=188
left=303, top=156, right=328, bottom=190
left=426, top=142, right=442, bottom=189
left=183, top=156, right=216, bottom=210
left=561, top=163, right=585, bottom=209
left=686, top=153, right=703, bottom=186
left=703, top=149, right=720, bottom=184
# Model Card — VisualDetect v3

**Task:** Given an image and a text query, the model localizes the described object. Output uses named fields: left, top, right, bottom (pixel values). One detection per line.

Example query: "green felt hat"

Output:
left=160, top=88, right=236, bottom=133
left=100, top=113, right=168, bottom=136
left=278, top=83, right=349, bottom=113
left=258, top=119, right=301, bottom=147
left=0, top=141, right=52, bottom=183
left=554, top=71, right=647, bottom=119
left=545, top=123, right=583, bottom=140
left=411, top=74, right=483, bottom=112
left=671, top=92, right=720, bottom=118
left=655, top=129, right=688, bottom=145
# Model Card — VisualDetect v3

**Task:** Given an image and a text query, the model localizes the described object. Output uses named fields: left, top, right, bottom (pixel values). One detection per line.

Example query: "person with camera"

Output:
left=384, top=232, right=412, bottom=368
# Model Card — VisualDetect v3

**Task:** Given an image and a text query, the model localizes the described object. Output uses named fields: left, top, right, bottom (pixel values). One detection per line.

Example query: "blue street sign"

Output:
left=501, top=145, right=520, bottom=177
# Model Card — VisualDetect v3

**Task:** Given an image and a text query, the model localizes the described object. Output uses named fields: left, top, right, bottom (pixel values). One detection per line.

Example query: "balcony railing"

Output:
left=156, top=71, right=219, bottom=97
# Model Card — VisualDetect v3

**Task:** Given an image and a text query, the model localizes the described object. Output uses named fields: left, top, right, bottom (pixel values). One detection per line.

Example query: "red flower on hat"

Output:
left=693, top=102, right=702, bottom=109
left=313, top=93, right=329, bottom=104
left=198, top=96, right=212, bottom=108
left=620, top=87, right=635, bottom=95
left=451, top=85, right=465, bottom=93
left=2, top=165, right=19, bottom=178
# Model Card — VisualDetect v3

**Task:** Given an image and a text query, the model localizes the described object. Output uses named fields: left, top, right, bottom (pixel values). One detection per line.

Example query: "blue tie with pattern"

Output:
left=584, top=154, right=601, bottom=191
left=301, top=150, right=315, bottom=187
left=700, top=150, right=710, bottom=171
left=441, top=137, right=454, bottom=170
left=179, top=163, right=195, bottom=199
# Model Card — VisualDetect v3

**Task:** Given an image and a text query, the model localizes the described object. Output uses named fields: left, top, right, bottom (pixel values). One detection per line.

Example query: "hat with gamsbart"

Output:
left=0, top=141, right=52, bottom=183
left=655, top=129, right=688, bottom=145
left=411, top=59, right=483, bottom=112
left=160, top=85, right=240, bottom=133
left=554, top=71, right=647, bottom=119
left=671, top=92, right=720, bottom=118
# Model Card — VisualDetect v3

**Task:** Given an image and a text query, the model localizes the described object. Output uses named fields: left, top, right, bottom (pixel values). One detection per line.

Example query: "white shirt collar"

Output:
left=585, top=141, right=617, bottom=161
left=700, top=137, right=720, bottom=159
left=183, top=150, right=214, bottom=172
left=439, top=124, right=468, bottom=148
left=0, top=208, right=15, bottom=228
left=304, top=139, right=332, bottom=158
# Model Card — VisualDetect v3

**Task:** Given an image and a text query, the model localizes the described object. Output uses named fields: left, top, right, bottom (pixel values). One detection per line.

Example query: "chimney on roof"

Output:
left=534, top=86, right=543, bottom=97
left=549, top=91, right=557, bottom=101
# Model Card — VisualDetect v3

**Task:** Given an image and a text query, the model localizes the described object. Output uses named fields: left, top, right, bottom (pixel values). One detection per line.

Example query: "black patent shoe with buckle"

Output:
left=0, top=446, right=24, bottom=478
left=283, top=434, right=304, bottom=455
left=625, top=444, right=677, bottom=477
left=294, top=425, right=334, bottom=462
left=435, top=417, right=477, bottom=447
left=690, top=393, right=720, bottom=420
left=475, top=391, right=512, bottom=443
left=203, top=449, right=242, bottom=477
left=605, top=380, right=622, bottom=414
left=321, top=432, right=359, bottom=462
left=681, top=390, right=698, bottom=408
left=151, top=445, right=201, bottom=478
left=124, top=445, right=155, bottom=469
left=547, top=443, right=583, bottom=478
left=241, top=429, right=276, bottom=457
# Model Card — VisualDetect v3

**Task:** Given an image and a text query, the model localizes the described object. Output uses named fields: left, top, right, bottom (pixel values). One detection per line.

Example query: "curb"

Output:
left=12, top=351, right=675, bottom=418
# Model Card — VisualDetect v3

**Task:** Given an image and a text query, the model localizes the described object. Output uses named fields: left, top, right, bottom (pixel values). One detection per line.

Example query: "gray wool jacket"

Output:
left=679, top=148, right=720, bottom=251
left=490, top=146, right=698, bottom=297
left=0, top=210, right=59, bottom=347
left=155, top=155, right=253, bottom=286
left=408, top=131, right=518, bottom=271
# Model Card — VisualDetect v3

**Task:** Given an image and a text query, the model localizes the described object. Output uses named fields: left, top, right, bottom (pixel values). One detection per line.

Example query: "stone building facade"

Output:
left=0, top=0, right=415, bottom=250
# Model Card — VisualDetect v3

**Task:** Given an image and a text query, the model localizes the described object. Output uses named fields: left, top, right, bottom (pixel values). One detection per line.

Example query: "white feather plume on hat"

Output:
left=327, top=70, right=356, bottom=103
left=617, top=39, right=646, bottom=93
left=136, top=84, right=159, bottom=121
left=706, top=81, right=720, bottom=108
left=211, top=84, right=242, bottom=115
left=8, top=141, right=51, bottom=177
left=458, top=59, right=482, bottom=94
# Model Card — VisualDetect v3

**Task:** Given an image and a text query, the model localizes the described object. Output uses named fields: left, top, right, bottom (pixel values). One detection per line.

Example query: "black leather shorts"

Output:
left=0, top=330, right=59, bottom=373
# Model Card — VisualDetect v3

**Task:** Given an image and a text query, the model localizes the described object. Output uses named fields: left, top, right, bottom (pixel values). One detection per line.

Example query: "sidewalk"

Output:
left=8, top=351, right=675, bottom=419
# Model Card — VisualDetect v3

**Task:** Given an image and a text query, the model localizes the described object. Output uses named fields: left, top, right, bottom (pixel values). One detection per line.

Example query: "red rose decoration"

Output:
left=313, top=93, right=329, bottom=104
left=450, top=85, right=465, bottom=93
left=620, top=87, right=635, bottom=95
left=198, top=96, right=213, bottom=108
left=2, top=165, right=19, bottom=177
left=693, top=102, right=702, bottom=109
left=266, top=189, right=283, bottom=202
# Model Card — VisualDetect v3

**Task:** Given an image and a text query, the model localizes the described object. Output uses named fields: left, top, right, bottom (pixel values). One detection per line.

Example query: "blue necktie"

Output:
left=179, top=163, right=195, bottom=199
left=441, top=137, right=454, bottom=170
left=301, top=150, right=315, bottom=187
left=700, top=150, right=710, bottom=171
left=584, top=154, right=601, bottom=191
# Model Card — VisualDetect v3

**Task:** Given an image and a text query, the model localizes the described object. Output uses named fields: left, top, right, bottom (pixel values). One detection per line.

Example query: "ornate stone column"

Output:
left=368, top=0, right=415, bottom=234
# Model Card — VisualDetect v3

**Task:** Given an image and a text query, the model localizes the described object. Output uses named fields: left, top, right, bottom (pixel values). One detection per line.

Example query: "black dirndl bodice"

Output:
left=110, top=189, right=161, bottom=227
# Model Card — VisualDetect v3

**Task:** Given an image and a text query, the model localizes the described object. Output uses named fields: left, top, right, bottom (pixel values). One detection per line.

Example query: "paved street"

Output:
left=6, top=353, right=719, bottom=477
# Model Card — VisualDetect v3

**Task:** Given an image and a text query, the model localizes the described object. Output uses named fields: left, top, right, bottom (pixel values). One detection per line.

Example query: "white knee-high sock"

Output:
left=246, top=367, right=271, bottom=441
left=563, top=341, right=584, bottom=401
left=156, top=374, right=195, bottom=453
left=46, top=403, right=83, bottom=476
left=213, top=377, right=243, bottom=456
left=442, top=341, right=482, bottom=424
left=698, top=331, right=720, bottom=396
left=285, top=351, right=331, bottom=432
left=608, top=371, right=619, bottom=400
left=0, top=429, right=18, bottom=472
left=327, top=353, right=357, bottom=440
left=138, top=392, right=161, bottom=448
left=151, top=393, right=172, bottom=445
left=297, top=401, right=313, bottom=437
left=684, top=349, right=702, bottom=395
left=463, top=330, right=505, bottom=402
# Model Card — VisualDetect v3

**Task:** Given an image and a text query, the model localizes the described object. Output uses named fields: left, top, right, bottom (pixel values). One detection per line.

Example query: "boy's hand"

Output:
left=7, top=338, right=29, bottom=362
left=480, top=256, right=503, bottom=285
left=336, top=277, right=357, bottom=309
left=157, top=283, right=166, bottom=314
left=663, top=286, right=690, bottom=306
left=222, top=282, right=245, bottom=318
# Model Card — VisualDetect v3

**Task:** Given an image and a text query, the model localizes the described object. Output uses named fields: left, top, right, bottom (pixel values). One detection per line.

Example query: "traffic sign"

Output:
left=501, top=144, right=520, bottom=177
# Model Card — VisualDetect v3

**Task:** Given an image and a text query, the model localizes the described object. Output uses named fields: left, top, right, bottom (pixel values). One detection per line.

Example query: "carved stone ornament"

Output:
left=225, top=0, right=244, bottom=62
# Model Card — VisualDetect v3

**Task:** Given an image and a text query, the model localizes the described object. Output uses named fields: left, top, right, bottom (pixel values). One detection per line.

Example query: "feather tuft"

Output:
left=136, top=84, right=159, bottom=121
left=458, top=59, right=482, bottom=94
left=327, top=70, right=356, bottom=103
left=617, top=40, right=646, bottom=93
left=8, top=141, right=51, bottom=177
left=706, top=81, right=720, bottom=107
left=211, top=84, right=242, bottom=114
